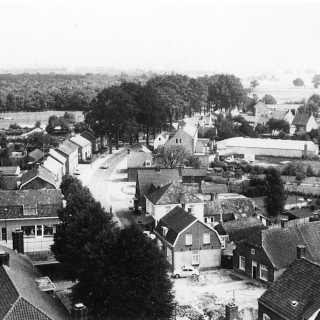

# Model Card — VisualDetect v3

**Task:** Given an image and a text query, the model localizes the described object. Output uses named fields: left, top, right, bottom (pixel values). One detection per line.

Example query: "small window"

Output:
left=176, top=139, right=178, bottom=143
left=192, top=250, right=199, bottom=265
left=251, top=249, right=255, bottom=255
left=211, top=217, right=214, bottom=223
left=263, top=314, right=270, bottom=320
left=179, top=139, right=182, bottom=143
left=220, top=236, right=226, bottom=249
left=162, top=226, right=168, bottom=236
left=145, top=160, right=151, bottom=167
left=159, top=138, right=161, bottom=141
left=203, top=233, right=210, bottom=244
left=186, top=234, right=192, bottom=245
left=239, top=256, right=245, bottom=271
left=204, top=217, right=208, bottom=223
left=260, top=264, right=268, bottom=281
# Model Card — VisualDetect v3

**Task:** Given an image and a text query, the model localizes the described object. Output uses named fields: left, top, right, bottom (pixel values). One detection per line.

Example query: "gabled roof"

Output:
left=258, top=258, right=320, bottom=320
left=137, top=145, right=152, bottom=153
left=0, top=189, right=62, bottom=211
left=181, top=168, right=207, bottom=177
left=69, top=135, right=91, bottom=148
left=0, top=245, right=72, bottom=320
left=48, top=149, right=66, bottom=164
left=81, top=130, right=97, bottom=139
left=155, top=206, right=197, bottom=245
left=127, top=151, right=153, bottom=168
left=214, top=217, right=267, bottom=243
left=57, top=140, right=78, bottom=156
left=243, top=221, right=320, bottom=269
left=283, top=208, right=315, bottom=219
left=182, top=123, right=198, bottom=137
left=292, top=113, right=312, bottom=126
left=20, top=165, right=58, bottom=189
left=146, top=181, right=203, bottom=205
left=28, top=149, right=44, bottom=162
left=42, top=156, right=63, bottom=177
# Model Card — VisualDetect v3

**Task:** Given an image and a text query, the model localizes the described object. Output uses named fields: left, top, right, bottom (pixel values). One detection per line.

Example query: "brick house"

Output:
left=233, top=221, right=320, bottom=285
left=258, top=250, right=320, bottom=320
left=154, top=206, right=221, bottom=271
left=81, top=130, right=101, bottom=153
left=0, top=189, right=63, bottom=246
left=55, top=140, right=78, bottom=175
left=165, top=123, right=198, bottom=156
left=0, top=245, right=73, bottom=320
left=19, top=164, right=59, bottom=190
left=292, top=112, right=317, bottom=133
left=69, top=135, right=92, bottom=162
left=214, top=217, right=267, bottom=268
left=136, top=168, right=180, bottom=209
left=127, top=149, right=154, bottom=182
left=145, top=181, right=205, bottom=228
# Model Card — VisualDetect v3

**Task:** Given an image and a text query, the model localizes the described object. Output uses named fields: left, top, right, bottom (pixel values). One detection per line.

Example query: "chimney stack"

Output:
left=12, top=229, right=24, bottom=254
left=210, top=192, right=216, bottom=202
left=127, top=148, right=131, bottom=154
left=71, top=303, right=88, bottom=320
left=188, top=208, right=191, bottom=214
left=35, top=163, right=40, bottom=172
left=225, top=302, right=238, bottom=320
left=304, top=142, right=308, bottom=157
left=297, top=245, right=306, bottom=260
left=0, top=251, right=10, bottom=267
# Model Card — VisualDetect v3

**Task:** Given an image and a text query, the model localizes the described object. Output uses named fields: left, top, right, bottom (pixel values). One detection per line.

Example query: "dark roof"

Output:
left=214, top=217, right=267, bottom=243
left=201, top=184, right=228, bottom=195
left=155, top=206, right=197, bottom=245
left=127, top=152, right=153, bottom=168
left=292, top=113, right=312, bottom=126
left=28, top=149, right=44, bottom=162
left=181, top=168, right=207, bottom=177
left=81, top=130, right=97, bottom=140
left=57, top=140, right=78, bottom=156
left=0, top=166, right=19, bottom=176
left=2, top=176, right=20, bottom=190
left=283, top=208, right=315, bottom=219
left=0, top=189, right=62, bottom=210
left=20, top=165, right=58, bottom=189
left=259, top=258, right=320, bottom=320
left=243, top=221, right=320, bottom=269
left=0, top=245, right=72, bottom=320
left=146, top=181, right=203, bottom=205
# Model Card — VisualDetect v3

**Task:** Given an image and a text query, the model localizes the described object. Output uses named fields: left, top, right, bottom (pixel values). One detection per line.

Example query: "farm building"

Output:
left=216, top=137, right=318, bottom=158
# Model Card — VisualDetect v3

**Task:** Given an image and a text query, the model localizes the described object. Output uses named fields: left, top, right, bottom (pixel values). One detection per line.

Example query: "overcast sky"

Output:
left=1, top=0, right=320, bottom=76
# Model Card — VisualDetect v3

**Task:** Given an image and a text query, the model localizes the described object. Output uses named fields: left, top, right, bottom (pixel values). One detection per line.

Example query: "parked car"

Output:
left=73, top=168, right=81, bottom=175
left=224, top=157, right=238, bottom=164
left=101, top=164, right=108, bottom=169
left=172, top=265, right=200, bottom=278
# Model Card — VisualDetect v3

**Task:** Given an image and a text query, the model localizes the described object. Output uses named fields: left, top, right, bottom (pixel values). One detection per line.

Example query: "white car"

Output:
left=224, top=157, right=238, bottom=164
left=100, top=164, right=108, bottom=169
left=172, top=265, right=200, bottom=278
left=73, top=168, right=81, bottom=175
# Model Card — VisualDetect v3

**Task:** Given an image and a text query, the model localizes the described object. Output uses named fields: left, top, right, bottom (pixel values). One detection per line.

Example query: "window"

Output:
left=43, top=225, right=53, bottom=236
left=24, top=206, right=37, bottom=216
left=192, top=251, right=199, bottom=265
left=162, top=226, right=168, bottom=236
left=176, top=139, right=178, bottom=143
left=239, top=256, right=245, bottom=271
left=159, top=138, right=161, bottom=141
left=186, top=234, right=192, bottom=245
left=36, top=225, right=42, bottom=236
left=203, top=233, right=210, bottom=244
left=251, top=249, right=255, bottom=255
left=260, top=264, right=268, bottom=281
left=165, top=206, right=171, bottom=214
left=145, top=160, right=151, bottom=167
left=220, top=236, right=226, bottom=249
left=179, top=139, right=182, bottom=143
left=204, top=217, right=207, bottom=223
left=263, top=314, right=270, bottom=320
left=21, top=225, right=35, bottom=237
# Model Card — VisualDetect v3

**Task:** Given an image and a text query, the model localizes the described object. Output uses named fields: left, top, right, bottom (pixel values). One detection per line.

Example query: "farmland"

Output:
left=0, top=110, right=84, bottom=129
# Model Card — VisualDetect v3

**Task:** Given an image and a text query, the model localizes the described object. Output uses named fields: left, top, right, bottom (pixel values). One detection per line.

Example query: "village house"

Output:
left=292, top=112, right=317, bottom=133
left=153, top=132, right=169, bottom=150
left=180, top=168, right=207, bottom=184
left=127, top=147, right=154, bottom=182
left=154, top=206, right=221, bottom=271
left=145, top=181, right=205, bottom=229
left=233, top=221, right=320, bottom=284
left=24, top=148, right=45, bottom=169
left=42, top=153, right=65, bottom=185
left=69, top=135, right=92, bottom=162
left=258, top=250, right=320, bottom=320
left=214, top=217, right=267, bottom=268
left=0, top=189, right=63, bottom=249
left=55, top=140, right=78, bottom=175
left=0, top=246, right=73, bottom=320
left=81, top=130, right=101, bottom=153
left=135, top=168, right=180, bottom=209
left=204, top=193, right=256, bottom=228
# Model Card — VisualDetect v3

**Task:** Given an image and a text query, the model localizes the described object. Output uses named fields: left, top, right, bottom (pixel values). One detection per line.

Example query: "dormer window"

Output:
left=162, top=226, right=168, bottom=236
left=145, top=160, right=151, bottom=167
left=291, top=301, right=298, bottom=307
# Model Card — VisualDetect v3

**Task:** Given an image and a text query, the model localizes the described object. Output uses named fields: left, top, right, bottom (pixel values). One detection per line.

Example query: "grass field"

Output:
left=0, top=111, right=84, bottom=129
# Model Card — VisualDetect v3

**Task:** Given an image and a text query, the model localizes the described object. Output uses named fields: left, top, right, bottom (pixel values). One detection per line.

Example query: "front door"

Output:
left=252, top=261, right=257, bottom=279
left=1, top=227, right=6, bottom=241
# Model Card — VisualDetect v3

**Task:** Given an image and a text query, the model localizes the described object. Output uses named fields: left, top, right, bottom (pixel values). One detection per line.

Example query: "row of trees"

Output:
left=51, top=176, right=174, bottom=319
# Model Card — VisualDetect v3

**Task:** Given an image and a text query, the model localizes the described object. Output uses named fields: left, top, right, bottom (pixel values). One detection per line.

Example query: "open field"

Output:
left=0, top=110, right=84, bottom=129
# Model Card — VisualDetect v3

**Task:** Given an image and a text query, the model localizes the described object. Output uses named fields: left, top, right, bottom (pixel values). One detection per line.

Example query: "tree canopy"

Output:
left=312, top=74, right=320, bottom=88
left=155, top=145, right=191, bottom=168
left=293, top=78, right=304, bottom=88
left=262, top=94, right=277, bottom=104
left=250, top=80, right=259, bottom=91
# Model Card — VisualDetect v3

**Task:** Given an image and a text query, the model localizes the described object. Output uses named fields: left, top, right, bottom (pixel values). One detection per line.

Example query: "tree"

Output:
left=293, top=78, right=304, bottom=88
left=155, top=145, right=190, bottom=168
left=262, top=94, right=277, bottom=104
left=35, top=120, right=41, bottom=128
left=250, top=80, right=259, bottom=91
left=264, top=167, right=287, bottom=217
left=266, top=119, right=290, bottom=134
left=312, top=74, right=320, bottom=88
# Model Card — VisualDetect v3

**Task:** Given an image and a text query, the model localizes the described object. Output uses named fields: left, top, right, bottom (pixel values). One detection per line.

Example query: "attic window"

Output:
left=162, top=226, right=168, bottom=236
left=291, top=301, right=298, bottom=307
left=145, top=160, right=151, bottom=167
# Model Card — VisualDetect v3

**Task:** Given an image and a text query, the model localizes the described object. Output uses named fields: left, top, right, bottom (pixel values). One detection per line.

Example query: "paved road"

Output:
left=78, top=145, right=138, bottom=228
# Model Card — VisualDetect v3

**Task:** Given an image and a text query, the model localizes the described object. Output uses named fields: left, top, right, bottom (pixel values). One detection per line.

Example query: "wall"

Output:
left=69, top=150, right=78, bottom=174
left=165, top=130, right=194, bottom=155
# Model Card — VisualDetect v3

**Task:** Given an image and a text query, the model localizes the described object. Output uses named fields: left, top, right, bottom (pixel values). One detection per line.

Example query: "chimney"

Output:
left=188, top=208, right=191, bottom=214
left=304, top=142, right=308, bottom=157
left=210, top=192, right=216, bottom=202
left=297, top=245, right=306, bottom=260
left=225, top=302, right=238, bottom=320
left=127, top=148, right=131, bottom=154
left=179, top=193, right=185, bottom=206
left=0, top=251, right=10, bottom=267
left=159, top=182, right=163, bottom=188
left=12, top=229, right=24, bottom=254
left=35, top=163, right=40, bottom=173
left=71, top=303, right=88, bottom=320
left=280, top=219, right=288, bottom=228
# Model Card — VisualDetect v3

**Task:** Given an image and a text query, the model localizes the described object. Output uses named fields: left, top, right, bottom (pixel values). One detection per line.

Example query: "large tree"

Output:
left=266, top=119, right=290, bottom=134
left=312, top=74, right=320, bottom=88
left=293, top=78, right=304, bottom=88
left=262, top=94, right=277, bottom=104
left=264, top=167, right=287, bottom=217
left=250, top=80, right=259, bottom=91
left=155, top=145, right=190, bottom=168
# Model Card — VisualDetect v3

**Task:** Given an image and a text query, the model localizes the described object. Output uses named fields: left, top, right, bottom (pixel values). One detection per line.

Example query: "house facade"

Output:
left=292, top=112, right=317, bottom=133
left=145, top=181, right=205, bottom=228
left=81, top=130, right=101, bottom=153
left=127, top=149, right=154, bottom=182
left=154, top=206, right=221, bottom=271
left=55, top=140, right=78, bottom=175
left=69, top=135, right=92, bottom=162
left=154, top=132, right=169, bottom=150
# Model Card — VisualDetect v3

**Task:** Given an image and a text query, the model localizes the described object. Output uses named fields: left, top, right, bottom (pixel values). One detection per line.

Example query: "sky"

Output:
left=1, top=0, right=320, bottom=76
